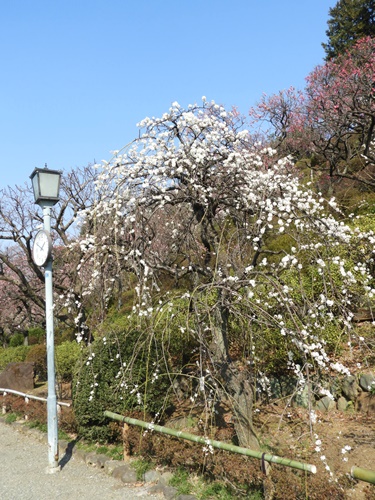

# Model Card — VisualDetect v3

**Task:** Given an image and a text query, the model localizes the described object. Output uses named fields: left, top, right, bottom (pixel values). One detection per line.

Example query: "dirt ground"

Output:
left=255, top=397, right=375, bottom=499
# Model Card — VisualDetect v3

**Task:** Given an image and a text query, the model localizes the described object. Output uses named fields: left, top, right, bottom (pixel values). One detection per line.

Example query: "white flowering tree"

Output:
left=80, top=100, right=375, bottom=449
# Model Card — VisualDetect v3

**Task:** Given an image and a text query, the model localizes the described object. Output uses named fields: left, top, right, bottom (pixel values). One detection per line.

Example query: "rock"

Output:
left=120, top=468, right=138, bottom=483
left=95, top=454, right=110, bottom=468
left=103, top=459, right=123, bottom=475
left=269, top=376, right=297, bottom=400
left=112, top=464, right=132, bottom=479
left=0, top=362, right=34, bottom=392
left=163, top=485, right=179, bottom=500
left=357, top=392, right=375, bottom=414
left=176, top=495, right=198, bottom=500
left=72, top=448, right=87, bottom=462
left=294, top=384, right=311, bottom=408
left=316, top=396, right=336, bottom=411
left=84, top=451, right=97, bottom=465
left=359, top=373, right=375, bottom=392
left=337, top=396, right=348, bottom=411
left=160, top=471, right=174, bottom=485
left=147, top=483, right=167, bottom=495
left=341, top=375, right=359, bottom=401
left=144, top=469, right=162, bottom=482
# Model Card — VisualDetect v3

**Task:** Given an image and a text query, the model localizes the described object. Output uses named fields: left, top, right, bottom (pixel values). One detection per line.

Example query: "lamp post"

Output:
left=30, top=166, right=62, bottom=473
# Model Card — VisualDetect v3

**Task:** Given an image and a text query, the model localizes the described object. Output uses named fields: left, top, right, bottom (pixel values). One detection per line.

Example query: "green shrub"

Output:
left=0, top=345, right=30, bottom=369
left=9, top=333, right=25, bottom=347
left=55, top=341, right=82, bottom=381
left=25, top=344, right=47, bottom=381
left=73, top=328, right=171, bottom=442
left=27, top=326, right=45, bottom=345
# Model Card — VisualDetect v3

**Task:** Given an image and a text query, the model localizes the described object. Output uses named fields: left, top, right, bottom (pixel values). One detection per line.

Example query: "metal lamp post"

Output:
left=30, top=166, right=62, bottom=473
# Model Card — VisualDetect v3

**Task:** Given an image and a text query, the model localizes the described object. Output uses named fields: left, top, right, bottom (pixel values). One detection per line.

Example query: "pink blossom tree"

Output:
left=250, top=37, right=375, bottom=189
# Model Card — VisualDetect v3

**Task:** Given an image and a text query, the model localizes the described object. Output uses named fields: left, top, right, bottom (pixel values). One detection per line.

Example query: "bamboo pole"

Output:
left=104, top=410, right=317, bottom=474
left=351, top=466, right=375, bottom=484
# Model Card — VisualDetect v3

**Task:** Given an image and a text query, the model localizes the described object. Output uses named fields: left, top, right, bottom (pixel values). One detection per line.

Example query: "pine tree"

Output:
left=322, top=0, right=375, bottom=59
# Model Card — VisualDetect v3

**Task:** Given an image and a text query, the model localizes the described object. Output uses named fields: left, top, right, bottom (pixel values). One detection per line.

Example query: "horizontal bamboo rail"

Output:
left=351, top=466, right=375, bottom=484
left=104, top=410, right=317, bottom=474
left=0, top=388, right=70, bottom=407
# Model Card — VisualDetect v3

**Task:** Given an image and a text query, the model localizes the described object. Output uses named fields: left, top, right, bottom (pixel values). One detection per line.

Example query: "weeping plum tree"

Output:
left=79, top=99, right=375, bottom=448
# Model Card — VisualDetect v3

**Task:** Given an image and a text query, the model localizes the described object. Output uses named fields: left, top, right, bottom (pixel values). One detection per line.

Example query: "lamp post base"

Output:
left=45, top=465, right=61, bottom=474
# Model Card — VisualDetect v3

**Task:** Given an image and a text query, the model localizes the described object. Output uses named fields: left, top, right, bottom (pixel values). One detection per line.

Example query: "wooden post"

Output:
left=123, top=423, right=130, bottom=461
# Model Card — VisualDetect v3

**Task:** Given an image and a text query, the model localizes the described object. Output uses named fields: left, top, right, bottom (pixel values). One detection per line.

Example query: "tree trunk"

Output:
left=212, top=302, right=259, bottom=450
left=221, top=362, right=259, bottom=450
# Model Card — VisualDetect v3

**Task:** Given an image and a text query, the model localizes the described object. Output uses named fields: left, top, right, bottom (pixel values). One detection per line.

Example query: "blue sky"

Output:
left=0, top=0, right=336, bottom=190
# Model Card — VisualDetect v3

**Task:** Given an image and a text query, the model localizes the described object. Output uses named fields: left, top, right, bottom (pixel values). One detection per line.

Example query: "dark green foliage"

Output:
left=73, top=329, right=170, bottom=442
left=27, top=327, right=45, bottom=345
left=9, top=333, right=25, bottom=347
left=322, top=0, right=375, bottom=59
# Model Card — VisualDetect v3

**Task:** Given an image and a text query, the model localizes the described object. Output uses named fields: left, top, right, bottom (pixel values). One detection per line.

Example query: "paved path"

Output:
left=0, top=419, right=160, bottom=499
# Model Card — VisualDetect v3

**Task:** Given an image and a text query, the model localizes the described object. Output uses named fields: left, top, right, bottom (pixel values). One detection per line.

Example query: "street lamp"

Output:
left=30, top=166, right=62, bottom=473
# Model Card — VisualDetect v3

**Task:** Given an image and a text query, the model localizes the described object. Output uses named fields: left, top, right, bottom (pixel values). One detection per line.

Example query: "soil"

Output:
left=252, top=401, right=375, bottom=499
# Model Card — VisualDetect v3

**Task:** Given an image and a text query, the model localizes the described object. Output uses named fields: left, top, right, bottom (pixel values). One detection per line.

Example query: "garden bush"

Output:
left=9, top=333, right=25, bottom=347
left=73, top=328, right=171, bottom=442
left=0, top=345, right=30, bottom=370
left=55, top=341, right=82, bottom=382
left=25, top=344, right=47, bottom=381
left=27, top=326, right=45, bottom=346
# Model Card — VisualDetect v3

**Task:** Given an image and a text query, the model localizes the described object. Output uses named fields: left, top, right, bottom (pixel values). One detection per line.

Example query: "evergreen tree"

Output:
left=322, top=0, right=375, bottom=59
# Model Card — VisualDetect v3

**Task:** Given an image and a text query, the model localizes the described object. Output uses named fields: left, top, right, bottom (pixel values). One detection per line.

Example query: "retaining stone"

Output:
left=112, top=464, right=132, bottom=479
left=316, top=396, right=336, bottom=411
left=72, top=448, right=87, bottom=462
left=104, top=459, right=122, bottom=475
left=160, top=471, right=174, bottom=484
left=144, top=469, right=162, bottom=482
left=163, top=485, right=180, bottom=500
left=337, top=396, right=348, bottom=411
left=359, top=373, right=375, bottom=392
left=120, top=468, right=138, bottom=483
left=342, top=375, right=359, bottom=401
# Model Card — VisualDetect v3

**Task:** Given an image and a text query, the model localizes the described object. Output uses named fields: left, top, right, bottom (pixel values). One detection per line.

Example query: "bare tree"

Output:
left=0, top=164, right=100, bottom=342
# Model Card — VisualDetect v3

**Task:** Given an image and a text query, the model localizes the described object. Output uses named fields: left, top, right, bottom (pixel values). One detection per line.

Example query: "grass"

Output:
left=130, top=457, right=153, bottom=480
left=5, top=412, right=18, bottom=424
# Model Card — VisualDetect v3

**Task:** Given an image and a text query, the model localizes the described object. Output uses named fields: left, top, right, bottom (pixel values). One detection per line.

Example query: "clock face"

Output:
left=32, top=230, right=52, bottom=267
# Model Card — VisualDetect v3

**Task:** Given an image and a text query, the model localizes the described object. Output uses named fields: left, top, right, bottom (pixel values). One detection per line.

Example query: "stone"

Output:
left=341, top=375, right=359, bottom=401
left=359, top=373, right=375, bottom=392
left=84, top=452, right=99, bottom=465
left=337, top=396, right=348, bottom=411
left=144, top=469, right=162, bottom=482
left=294, top=384, right=311, bottom=408
left=160, top=471, right=174, bottom=485
left=316, top=396, right=336, bottom=411
left=163, top=485, right=179, bottom=500
left=357, top=392, right=375, bottom=414
left=104, top=459, right=123, bottom=475
left=120, top=468, right=138, bottom=483
left=0, top=362, right=34, bottom=392
left=112, top=464, right=132, bottom=479
left=72, top=448, right=87, bottom=462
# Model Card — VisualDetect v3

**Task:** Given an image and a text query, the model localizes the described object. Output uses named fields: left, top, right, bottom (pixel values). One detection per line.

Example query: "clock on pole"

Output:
left=32, top=229, right=52, bottom=267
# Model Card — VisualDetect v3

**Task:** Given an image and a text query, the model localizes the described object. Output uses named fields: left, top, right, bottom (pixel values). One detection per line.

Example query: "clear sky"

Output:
left=0, top=0, right=336, bottom=190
